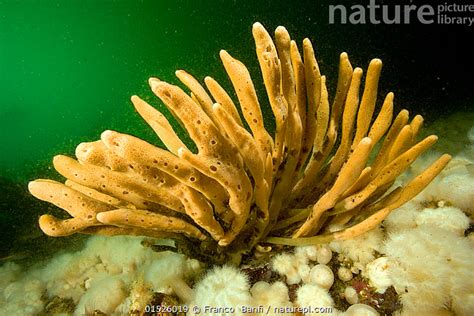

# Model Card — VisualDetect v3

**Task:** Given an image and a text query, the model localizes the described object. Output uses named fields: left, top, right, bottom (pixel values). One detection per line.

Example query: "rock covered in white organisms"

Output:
left=383, top=225, right=474, bottom=315
left=415, top=206, right=470, bottom=236
left=329, top=227, right=384, bottom=273
left=74, top=276, right=127, bottom=316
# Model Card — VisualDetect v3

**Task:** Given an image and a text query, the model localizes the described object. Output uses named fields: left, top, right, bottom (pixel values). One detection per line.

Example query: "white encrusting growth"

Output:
left=329, top=226, right=384, bottom=273
left=0, top=236, right=201, bottom=315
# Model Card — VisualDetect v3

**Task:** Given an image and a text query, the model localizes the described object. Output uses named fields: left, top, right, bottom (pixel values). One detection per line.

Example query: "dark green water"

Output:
left=1, top=0, right=472, bottom=182
left=1, top=0, right=472, bottom=257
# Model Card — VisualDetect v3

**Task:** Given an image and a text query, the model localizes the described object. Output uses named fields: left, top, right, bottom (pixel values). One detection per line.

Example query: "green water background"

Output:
left=0, top=0, right=472, bottom=257
left=2, top=0, right=473, bottom=182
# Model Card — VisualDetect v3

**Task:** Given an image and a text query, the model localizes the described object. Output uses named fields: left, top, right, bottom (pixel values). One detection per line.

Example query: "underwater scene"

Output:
left=1, top=1, right=473, bottom=315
